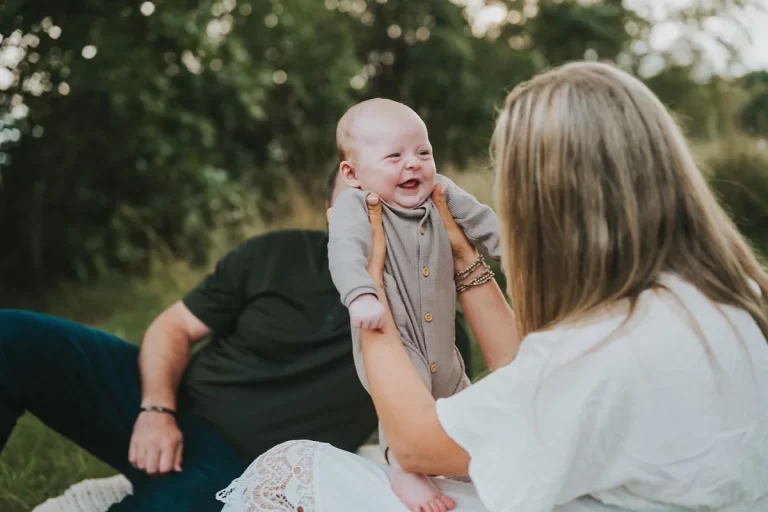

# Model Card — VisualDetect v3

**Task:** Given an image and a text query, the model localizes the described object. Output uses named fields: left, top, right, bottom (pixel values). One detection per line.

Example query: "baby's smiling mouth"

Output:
left=398, top=178, right=421, bottom=189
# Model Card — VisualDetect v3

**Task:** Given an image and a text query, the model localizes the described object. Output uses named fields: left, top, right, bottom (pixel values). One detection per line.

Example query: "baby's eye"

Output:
left=387, top=153, right=401, bottom=159
left=420, top=150, right=431, bottom=156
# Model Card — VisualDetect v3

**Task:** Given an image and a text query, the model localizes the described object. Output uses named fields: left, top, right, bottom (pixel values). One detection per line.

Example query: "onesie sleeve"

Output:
left=328, top=187, right=380, bottom=306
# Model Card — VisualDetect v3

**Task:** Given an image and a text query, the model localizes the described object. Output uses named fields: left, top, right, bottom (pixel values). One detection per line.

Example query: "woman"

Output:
left=218, top=62, right=768, bottom=511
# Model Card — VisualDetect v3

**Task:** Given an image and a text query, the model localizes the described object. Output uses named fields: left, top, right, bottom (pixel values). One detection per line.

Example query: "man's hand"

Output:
left=349, top=293, right=386, bottom=330
left=128, top=411, right=183, bottom=475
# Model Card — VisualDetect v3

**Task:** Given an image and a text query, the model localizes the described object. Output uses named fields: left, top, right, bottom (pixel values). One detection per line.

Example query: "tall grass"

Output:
left=704, top=136, right=768, bottom=255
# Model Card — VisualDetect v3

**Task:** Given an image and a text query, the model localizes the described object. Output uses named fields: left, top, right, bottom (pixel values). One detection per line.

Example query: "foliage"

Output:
left=0, top=0, right=763, bottom=299
left=740, top=71, right=768, bottom=136
left=706, top=137, right=768, bottom=251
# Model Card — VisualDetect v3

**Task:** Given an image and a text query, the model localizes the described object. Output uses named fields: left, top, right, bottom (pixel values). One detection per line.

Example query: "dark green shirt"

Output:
left=179, top=229, right=378, bottom=463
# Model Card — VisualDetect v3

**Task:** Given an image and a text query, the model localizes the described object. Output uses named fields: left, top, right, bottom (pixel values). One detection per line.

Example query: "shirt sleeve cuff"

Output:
left=342, top=285, right=379, bottom=307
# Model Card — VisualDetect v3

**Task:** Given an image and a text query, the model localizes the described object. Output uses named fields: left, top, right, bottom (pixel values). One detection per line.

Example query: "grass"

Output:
left=1, top=413, right=119, bottom=511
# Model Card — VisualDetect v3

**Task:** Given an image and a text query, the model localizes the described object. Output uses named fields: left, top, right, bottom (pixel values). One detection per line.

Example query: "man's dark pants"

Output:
left=0, top=310, right=245, bottom=511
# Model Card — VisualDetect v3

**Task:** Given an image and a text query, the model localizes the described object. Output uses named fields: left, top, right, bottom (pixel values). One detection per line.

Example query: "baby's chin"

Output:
left=390, top=185, right=433, bottom=209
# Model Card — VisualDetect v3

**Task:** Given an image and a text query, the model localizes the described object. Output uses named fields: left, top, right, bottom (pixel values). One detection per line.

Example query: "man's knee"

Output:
left=0, top=309, right=71, bottom=346
left=0, top=310, right=43, bottom=365
left=0, top=309, right=34, bottom=344
left=0, top=309, right=132, bottom=360
left=0, top=310, right=70, bottom=364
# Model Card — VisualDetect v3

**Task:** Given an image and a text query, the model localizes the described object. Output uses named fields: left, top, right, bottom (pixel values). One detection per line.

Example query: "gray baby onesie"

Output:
left=328, top=174, right=501, bottom=456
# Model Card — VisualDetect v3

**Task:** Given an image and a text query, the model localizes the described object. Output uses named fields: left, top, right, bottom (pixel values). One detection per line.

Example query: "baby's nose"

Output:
left=405, top=156, right=422, bottom=170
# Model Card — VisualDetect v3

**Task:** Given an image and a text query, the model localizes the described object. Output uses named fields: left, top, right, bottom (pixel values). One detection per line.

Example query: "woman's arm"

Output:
left=358, top=194, right=471, bottom=476
left=432, top=184, right=520, bottom=371
left=356, top=185, right=522, bottom=476
left=456, top=267, right=520, bottom=371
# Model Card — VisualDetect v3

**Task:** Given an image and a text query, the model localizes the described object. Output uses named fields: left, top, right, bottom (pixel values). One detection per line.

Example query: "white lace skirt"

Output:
left=215, top=440, right=488, bottom=512
left=214, top=441, right=638, bottom=512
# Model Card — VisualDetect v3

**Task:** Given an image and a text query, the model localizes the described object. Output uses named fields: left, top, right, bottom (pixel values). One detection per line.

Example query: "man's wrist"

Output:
left=140, top=394, right=176, bottom=411
left=139, top=405, right=177, bottom=417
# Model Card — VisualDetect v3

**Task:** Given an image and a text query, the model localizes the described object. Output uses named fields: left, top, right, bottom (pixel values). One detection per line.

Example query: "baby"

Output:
left=328, top=98, right=500, bottom=512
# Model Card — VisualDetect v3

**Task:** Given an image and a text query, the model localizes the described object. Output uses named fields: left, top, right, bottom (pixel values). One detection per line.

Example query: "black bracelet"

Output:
left=139, top=405, right=176, bottom=417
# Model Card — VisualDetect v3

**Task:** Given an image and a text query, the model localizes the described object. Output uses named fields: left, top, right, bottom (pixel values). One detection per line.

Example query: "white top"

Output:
left=437, top=274, right=768, bottom=512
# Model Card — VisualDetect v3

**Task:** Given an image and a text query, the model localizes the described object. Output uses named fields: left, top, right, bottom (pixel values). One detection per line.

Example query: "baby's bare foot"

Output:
left=391, top=470, right=456, bottom=512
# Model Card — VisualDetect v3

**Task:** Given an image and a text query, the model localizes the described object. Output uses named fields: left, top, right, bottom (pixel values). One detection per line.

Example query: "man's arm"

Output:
left=129, top=235, right=257, bottom=476
left=437, top=174, right=501, bottom=261
left=138, top=301, right=211, bottom=413
left=128, top=301, right=212, bottom=476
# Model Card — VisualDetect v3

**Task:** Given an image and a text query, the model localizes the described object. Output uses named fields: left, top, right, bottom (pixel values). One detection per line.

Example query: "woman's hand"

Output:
left=431, top=184, right=478, bottom=270
left=365, top=193, right=386, bottom=285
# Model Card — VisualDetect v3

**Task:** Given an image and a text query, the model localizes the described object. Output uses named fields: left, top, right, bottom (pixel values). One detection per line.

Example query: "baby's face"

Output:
left=349, top=112, right=436, bottom=209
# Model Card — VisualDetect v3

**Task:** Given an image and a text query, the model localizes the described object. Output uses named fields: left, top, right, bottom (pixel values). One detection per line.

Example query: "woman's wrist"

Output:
left=454, top=251, right=496, bottom=294
left=453, top=247, right=480, bottom=274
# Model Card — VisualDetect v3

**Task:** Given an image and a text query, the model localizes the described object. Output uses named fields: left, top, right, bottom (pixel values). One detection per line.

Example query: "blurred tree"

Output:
left=523, top=0, right=642, bottom=66
left=644, top=65, right=721, bottom=137
left=345, top=0, right=535, bottom=168
left=740, top=70, right=768, bottom=136
left=1, top=0, right=239, bottom=291
left=0, top=0, right=764, bottom=299
left=0, top=0, right=361, bottom=295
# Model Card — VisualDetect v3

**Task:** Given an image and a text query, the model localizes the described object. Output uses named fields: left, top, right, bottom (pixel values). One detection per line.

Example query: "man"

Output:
left=0, top=165, right=474, bottom=511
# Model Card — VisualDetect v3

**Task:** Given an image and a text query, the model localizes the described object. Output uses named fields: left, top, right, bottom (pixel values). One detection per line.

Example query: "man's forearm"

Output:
left=138, top=321, right=192, bottom=410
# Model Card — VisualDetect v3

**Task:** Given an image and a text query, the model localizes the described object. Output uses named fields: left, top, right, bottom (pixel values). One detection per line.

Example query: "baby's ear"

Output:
left=340, top=161, right=362, bottom=189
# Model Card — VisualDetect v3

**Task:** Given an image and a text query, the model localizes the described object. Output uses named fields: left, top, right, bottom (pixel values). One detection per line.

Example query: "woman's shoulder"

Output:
left=538, top=274, right=737, bottom=338
left=529, top=273, right=764, bottom=373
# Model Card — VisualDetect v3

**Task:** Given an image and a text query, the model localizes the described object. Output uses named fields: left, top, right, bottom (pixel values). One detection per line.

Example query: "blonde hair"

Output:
left=492, top=61, right=768, bottom=340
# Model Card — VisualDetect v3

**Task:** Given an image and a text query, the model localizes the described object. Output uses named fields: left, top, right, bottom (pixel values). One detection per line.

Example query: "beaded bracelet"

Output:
left=456, top=267, right=495, bottom=294
left=454, top=252, right=485, bottom=281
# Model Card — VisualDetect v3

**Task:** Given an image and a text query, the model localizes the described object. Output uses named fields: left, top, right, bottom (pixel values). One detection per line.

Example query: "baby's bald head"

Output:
left=336, top=98, right=426, bottom=162
left=334, top=98, right=435, bottom=209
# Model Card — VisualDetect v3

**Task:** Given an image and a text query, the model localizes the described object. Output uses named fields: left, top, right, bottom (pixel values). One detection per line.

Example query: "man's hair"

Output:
left=326, top=161, right=340, bottom=204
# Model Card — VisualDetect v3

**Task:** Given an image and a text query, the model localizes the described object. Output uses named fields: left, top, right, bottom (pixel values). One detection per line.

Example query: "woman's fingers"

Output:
left=430, top=184, right=473, bottom=260
left=431, top=183, right=453, bottom=225
left=366, top=193, right=386, bottom=279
